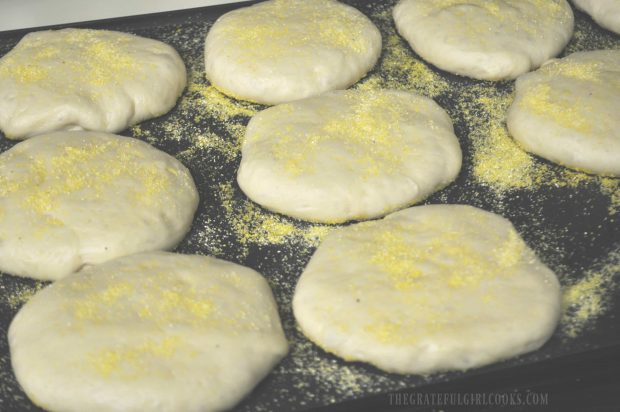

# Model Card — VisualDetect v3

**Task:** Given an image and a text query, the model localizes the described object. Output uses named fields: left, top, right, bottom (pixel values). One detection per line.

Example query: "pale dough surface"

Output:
left=0, top=28, right=186, bottom=140
left=293, top=205, right=561, bottom=374
left=237, top=90, right=462, bottom=223
left=9, top=252, right=288, bottom=412
left=204, top=0, right=381, bottom=105
left=393, top=0, right=574, bottom=80
left=573, top=0, right=620, bottom=34
left=0, top=132, right=199, bottom=280
left=507, top=50, right=620, bottom=176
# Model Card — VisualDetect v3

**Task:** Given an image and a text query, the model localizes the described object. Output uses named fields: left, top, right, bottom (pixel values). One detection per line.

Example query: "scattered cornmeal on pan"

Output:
left=293, top=205, right=561, bottom=374
left=0, top=131, right=199, bottom=280
left=0, top=28, right=186, bottom=140
left=393, top=0, right=574, bottom=80
left=8, top=252, right=289, bottom=412
left=507, top=49, right=620, bottom=176
left=204, top=0, right=382, bottom=105
left=572, top=0, right=620, bottom=35
left=237, top=89, right=462, bottom=223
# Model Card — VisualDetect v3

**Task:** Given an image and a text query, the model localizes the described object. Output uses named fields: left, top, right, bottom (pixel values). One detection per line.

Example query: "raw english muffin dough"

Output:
left=0, top=28, right=186, bottom=140
left=204, top=0, right=382, bottom=105
left=572, top=0, right=620, bottom=34
left=393, top=0, right=574, bottom=80
left=293, top=205, right=561, bottom=374
left=237, top=90, right=462, bottom=223
left=507, top=50, right=620, bottom=176
left=0, top=131, right=199, bottom=280
left=9, top=252, right=288, bottom=412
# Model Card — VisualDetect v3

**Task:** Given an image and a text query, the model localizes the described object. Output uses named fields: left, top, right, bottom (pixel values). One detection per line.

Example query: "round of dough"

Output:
left=572, top=0, right=620, bottom=34
left=237, top=90, right=462, bottom=223
left=0, top=131, right=199, bottom=280
left=204, top=0, right=382, bottom=105
left=0, top=28, right=186, bottom=140
left=507, top=50, right=620, bottom=176
left=293, top=205, right=561, bottom=374
left=9, top=251, right=288, bottom=412
left=393, top=0, right=574, bottom=81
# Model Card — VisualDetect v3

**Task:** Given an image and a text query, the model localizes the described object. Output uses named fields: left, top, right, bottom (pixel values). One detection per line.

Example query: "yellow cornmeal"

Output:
left=367, top=218, right=525, bottom=292
left=0, top=138, right=177, bottom=219
left=561, top=250, right=619, bottom=338
left=539, top=60, right=602, bottom=82
left=218, top=182, right=332, bottom=253
left=217, top=0, right=372, bottom=57
left=0, top=29, right=142, bottom=89
left=264, top=90, right=416, bottom=178
left=69, top=275, right=216, bottom=327
left=519, top=84, right=592, bottom=134
left=187, top=75, right=259, bottom=120
left=90, top=336, right=182, bottom=378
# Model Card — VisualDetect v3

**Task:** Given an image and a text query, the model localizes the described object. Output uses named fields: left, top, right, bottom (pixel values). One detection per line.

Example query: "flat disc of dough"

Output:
left=0, top=28, right=186, bottom=140
left=572, top=0, right=620, bottom=34
left=507, top=50, right=620, bottom=176
left=293, top=205, right=561, bottom=374
left=393, top=0, right=574, bottom=80
left=204, top=0, right=381, bottom=105
left=9, top=252, right=288, bottom=412
left=237, top=90, right=462, bottom=223
left=0, top=131, right=199, bottom=280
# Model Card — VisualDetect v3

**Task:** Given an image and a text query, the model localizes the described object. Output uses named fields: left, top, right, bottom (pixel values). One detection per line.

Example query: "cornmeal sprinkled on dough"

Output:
left=539, top=60, right=602, bottom=81
left=217, top=0, right=373, bottom=58
left=0, top=29, right=142, bottom=89
left=90, top=336, right=182, bottom=378
left=68, top=275, right=217, bottom=327
left=0, top=138, right=178, bottom=217
left=519, top=84, right=592, bottom=133
left=262, top=90, right=417, bottom=178
left=366, top=216, right=525, bottom=291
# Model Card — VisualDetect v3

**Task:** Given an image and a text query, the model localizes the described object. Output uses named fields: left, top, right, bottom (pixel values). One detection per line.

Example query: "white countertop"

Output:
left=0, top=0, right=242, bottom=32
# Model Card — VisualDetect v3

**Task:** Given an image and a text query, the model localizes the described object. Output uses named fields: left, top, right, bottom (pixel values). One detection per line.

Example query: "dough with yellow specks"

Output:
left=393, top=0, right=574, bottom=80
left=507, top=50, right=620, bottom=176
left=572, top=0, right=620, bottom=34
left=237, top=89, right=462, bottom=223
left=204, top=0, right=381, bottom=105
left=0, top=131, right=198, bottom=280
left=293, top=205, right=561, bottom=374
left=9, top=251, right=288, bottom=412
left=0, top=28, right=186, bottom=140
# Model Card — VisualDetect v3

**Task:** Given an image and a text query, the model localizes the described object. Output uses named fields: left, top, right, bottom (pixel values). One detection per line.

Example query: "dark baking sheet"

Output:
left=0, top=1, right=619, bottom=411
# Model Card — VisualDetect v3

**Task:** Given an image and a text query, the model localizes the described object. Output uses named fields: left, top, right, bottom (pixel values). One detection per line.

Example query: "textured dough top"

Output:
left=293, top=205, right=561, bottom=374
left=204, top=0, right=382, bottom=104
left=508, top=50, right=620, bottom=176
left=9, top=252, right=288, bottom=412
left=393, top=0, right=574, bottom=80
left=0, top=132, right=198, bottom=280
left=0, top=28, right=186, bottom=139
left=237, top=89, right=462, bottom=223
